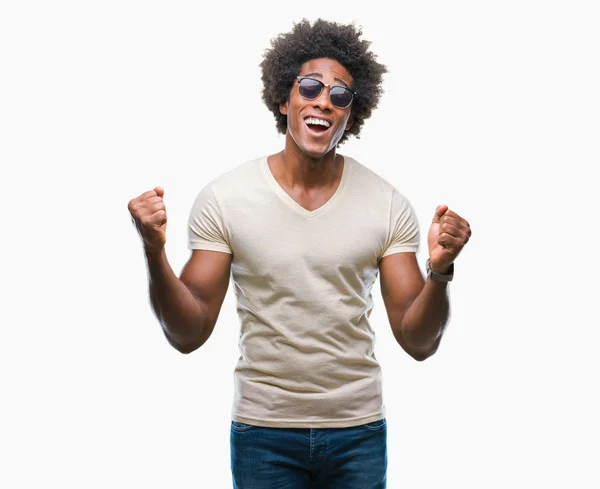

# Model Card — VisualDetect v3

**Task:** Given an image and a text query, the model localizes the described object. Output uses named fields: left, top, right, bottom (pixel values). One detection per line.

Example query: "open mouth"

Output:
left=304, top=117, right=331, bottom=135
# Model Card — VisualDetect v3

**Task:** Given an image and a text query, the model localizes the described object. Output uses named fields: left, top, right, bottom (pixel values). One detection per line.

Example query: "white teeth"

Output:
left=305, top=118, right=331, bottom=128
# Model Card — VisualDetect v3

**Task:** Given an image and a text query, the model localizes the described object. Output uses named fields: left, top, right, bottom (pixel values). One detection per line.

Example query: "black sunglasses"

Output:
left=296, top=76, right=357, bottom=109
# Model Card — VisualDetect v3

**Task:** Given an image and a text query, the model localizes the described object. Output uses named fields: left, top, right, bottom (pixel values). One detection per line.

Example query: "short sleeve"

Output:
left=187, top=184, right=232, bottom=254
left=381, top=189, right=420, bottom=257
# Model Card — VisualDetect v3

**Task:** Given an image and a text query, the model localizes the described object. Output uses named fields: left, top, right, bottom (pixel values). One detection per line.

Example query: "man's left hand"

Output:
left=427, top=205, right=471, bottom=274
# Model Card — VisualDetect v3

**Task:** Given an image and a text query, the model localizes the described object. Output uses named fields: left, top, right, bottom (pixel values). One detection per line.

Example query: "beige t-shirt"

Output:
left=188, top=155, right=420, bottom=428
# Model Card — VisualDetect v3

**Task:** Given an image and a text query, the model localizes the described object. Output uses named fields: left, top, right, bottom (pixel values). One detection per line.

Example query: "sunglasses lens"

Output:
left=298, top=78, right=323, bottom=99
left=330, top=87, right=354, bottom=108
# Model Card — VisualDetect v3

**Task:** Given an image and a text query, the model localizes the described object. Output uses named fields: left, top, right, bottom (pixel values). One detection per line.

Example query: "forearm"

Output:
left=145, top=249, right=210, bottom=352
left=400, top=278, right=450, bottom=352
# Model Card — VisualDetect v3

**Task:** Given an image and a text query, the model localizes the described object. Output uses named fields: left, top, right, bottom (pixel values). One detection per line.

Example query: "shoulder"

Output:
left=344, top=155, right=418, bottom=221
left=343, top=154, right=402, bottom=200
left=205, top=156, right=264, bottom=193
left=191, top=156, right=266, bottom=205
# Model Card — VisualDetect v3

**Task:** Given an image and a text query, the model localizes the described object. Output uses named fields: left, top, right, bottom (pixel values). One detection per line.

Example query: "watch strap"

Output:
left=426, top=258, right=454, bottom=282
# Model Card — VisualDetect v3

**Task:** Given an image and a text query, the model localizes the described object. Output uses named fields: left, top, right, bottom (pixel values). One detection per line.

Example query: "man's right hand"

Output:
left=128, top=186, right=167, bottom=253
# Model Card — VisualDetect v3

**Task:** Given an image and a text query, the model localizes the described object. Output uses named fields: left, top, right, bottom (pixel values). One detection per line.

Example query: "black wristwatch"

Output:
left=426, top=258, right=454, bottom=282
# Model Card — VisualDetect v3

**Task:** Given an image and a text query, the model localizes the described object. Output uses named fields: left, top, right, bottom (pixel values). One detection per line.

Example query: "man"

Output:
left=128, top=18, right=471, bottom=489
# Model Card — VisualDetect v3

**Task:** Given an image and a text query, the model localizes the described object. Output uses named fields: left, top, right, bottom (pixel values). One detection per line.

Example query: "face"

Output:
left=280, top=58, right=354, bottom=160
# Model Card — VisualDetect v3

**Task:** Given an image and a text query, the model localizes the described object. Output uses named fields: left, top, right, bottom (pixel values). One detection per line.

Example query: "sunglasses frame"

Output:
left=296, top=76, right=357, bottom=109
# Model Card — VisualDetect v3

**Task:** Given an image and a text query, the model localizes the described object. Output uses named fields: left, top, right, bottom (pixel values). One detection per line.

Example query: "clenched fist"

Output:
left=427, top=205, right=471, bottom=274
left=128, top=186, right=167, bottom=253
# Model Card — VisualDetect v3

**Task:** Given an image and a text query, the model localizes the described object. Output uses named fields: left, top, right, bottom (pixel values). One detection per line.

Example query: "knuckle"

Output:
left=441, top=216, right=454, bottom=226
left=441, top=223, right=454, bottom=234
left=140, top=216, right=154, bottom=227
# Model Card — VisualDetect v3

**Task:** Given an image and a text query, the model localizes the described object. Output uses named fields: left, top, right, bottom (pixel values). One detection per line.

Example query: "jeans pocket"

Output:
left=363, top=418, right=386, bottom=431
left=231, top=421, right=256, bottom=433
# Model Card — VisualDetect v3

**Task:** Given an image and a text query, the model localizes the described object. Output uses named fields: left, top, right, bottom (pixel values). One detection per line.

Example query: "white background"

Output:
left=1, top=1, right=598, bottom=487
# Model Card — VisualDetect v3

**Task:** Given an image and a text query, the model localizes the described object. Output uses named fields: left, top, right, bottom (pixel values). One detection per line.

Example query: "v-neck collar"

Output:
left=260, top=155, right=352, bottom=219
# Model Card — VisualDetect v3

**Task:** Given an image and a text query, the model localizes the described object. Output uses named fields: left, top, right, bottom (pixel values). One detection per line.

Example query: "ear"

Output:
left=279, top=100, right=288, bottom=115
left=345, top=117, right=353, bottom=131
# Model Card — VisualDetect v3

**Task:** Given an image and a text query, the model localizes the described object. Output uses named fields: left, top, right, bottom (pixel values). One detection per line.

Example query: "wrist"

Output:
left=426, top=258, right=454, bottom=282
left=430, top=263, right=450, bottom=275
left=144, top=247, right=165, bottom=260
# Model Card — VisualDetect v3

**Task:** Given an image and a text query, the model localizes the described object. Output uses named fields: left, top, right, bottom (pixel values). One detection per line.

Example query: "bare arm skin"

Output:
left=380, top=252, right=448, bottom=361
left=146, top=249, right=231, bottom=354
left=128, top=186, right=232, bottom=354
left=379, top=205, right=471, bottom=361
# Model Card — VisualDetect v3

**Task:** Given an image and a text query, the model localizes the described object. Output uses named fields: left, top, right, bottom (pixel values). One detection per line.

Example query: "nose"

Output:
left=312, top=85, right=333, bottom=111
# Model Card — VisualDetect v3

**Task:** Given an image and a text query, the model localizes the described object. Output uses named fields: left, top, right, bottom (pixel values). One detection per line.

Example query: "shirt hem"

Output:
left=231, top=411, right=386, bottom=429
left=188, top=242, right=232, bottom=254
left=381, top=246, right=418, bottom=258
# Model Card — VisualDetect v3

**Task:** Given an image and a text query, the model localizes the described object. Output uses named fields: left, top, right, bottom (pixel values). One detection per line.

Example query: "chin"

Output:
left=302, top=148, right=329, bottom=159
left=298, top=140, right=336, bottom=160
left=288, top=127, right=338, bottom=160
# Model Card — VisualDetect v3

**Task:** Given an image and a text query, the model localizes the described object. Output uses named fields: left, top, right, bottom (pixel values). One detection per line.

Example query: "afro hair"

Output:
left=260, top=18, right=387, bottom=145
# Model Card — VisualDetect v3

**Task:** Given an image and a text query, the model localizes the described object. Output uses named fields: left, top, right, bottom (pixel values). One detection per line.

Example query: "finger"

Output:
left=440, top=212, right=470, bottom=231
left=143, top=195, right=164, bottom=206
left=439, top=222, right=462, bottom=237
left=439, top=209, right=464, bottom=221
left=131, top=201, right=165, bottom=223
left=463, top=222, right=472, bottom=240
left=138, top=189, right=160, bottom=201
left=140, top=201, right=166, bottom=218
left=437, top=233, right=466, bottom=250
left=135, top=188, right=164, bottom=204
left=440, top=216, right=469, bottom=233
left=128, top=190, right=159, bottom=212
left=432, top=204, right=448, bottom=224
left=151, top=209, right=167, bottom=226
left=457, top=218, right=471, bottom=237
left=128, top=196, right=164, bottom=216
left=441, top=209, right=470, bottom=226
left=140, top=208, right=167, bottom=228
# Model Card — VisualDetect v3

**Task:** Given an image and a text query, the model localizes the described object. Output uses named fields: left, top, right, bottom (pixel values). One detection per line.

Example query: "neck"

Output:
left=270, top=137, right=341, bottom=189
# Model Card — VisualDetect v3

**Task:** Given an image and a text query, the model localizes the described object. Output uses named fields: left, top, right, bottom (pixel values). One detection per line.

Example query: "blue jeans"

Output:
left=230, top=418, right=387, bottom=489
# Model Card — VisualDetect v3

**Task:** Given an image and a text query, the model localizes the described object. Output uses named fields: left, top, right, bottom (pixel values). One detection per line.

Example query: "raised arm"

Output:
left=379, top=205, right=471, bottom=361
left=129, top=187, right=232, bottom=354
left=379, top=252, right=449, bottom=361
left=145, top=249, right=231, bottom=353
